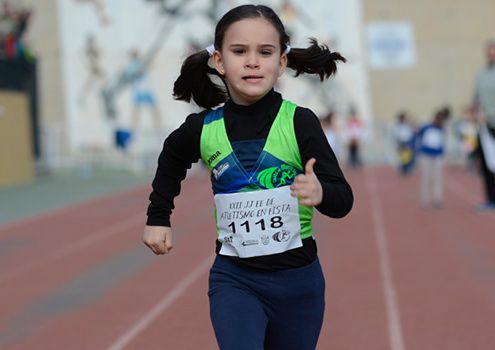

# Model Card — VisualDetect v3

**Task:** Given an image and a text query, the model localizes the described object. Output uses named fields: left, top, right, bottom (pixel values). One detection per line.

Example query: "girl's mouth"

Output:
left=242, top=75, right=263, bottom=82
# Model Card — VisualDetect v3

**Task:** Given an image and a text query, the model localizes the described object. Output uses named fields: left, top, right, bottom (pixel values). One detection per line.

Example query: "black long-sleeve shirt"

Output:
left=147, top=89, right=353, bottom=270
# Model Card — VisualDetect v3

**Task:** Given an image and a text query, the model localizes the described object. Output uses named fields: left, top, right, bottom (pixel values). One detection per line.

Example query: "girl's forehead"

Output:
left=223, top=17, right=280, bottom=44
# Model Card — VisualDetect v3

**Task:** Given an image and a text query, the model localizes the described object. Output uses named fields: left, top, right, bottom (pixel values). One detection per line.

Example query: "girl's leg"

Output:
left=264, top=258, right=326, bottom=350
left=209, top=256, right=325, bottom=350
left=208, top=257, right=267, bottom=350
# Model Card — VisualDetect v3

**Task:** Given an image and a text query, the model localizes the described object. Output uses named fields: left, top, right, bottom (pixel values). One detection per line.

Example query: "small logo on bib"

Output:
left=272, top=229, right=291, bottom=242
left=257, top=164, right=298, bottom=189
left=242, top=239, right=259, bottom=246
left=261, top=234, right=270, bottom=245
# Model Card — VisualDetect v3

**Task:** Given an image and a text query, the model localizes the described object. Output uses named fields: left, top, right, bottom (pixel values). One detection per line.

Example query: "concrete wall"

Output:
left=0, top=91, right=34, bottom=185
left=363, top=0, right=495, bottom=123
left=17, top=0, right=67, bottom=165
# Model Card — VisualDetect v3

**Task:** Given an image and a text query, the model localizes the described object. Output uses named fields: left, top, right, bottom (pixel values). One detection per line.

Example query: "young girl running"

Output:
left=142, top=4, right=353, bottom=349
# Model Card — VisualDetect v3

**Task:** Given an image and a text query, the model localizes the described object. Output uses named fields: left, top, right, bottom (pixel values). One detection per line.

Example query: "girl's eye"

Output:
left=261, top=50, right=273, bottom=56
left=233, top=48, right=245, bottom=54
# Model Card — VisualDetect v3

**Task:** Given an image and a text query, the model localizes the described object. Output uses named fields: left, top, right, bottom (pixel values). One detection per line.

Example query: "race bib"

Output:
left=214, top=186, right=302, bottom=258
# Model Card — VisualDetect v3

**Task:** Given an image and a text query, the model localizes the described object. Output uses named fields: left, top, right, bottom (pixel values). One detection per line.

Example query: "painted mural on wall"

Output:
left=60, top=0, right=368, bottom=157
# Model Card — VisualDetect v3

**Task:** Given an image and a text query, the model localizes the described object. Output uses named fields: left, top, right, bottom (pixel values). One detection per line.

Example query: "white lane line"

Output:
left=0, top=214, right=144, bottom=283
left=364, top=167, right=406, bottom=350
left=107, top=254, right=215, bottom=350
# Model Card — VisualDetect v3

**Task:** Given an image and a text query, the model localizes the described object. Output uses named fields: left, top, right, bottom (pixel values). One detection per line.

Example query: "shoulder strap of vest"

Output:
left=200, top=108, right=233, bottom=170
left=264, top=99, right=302, bottom=171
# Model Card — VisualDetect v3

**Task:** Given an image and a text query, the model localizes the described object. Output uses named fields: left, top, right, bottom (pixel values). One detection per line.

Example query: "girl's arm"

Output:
left=143, top=112, right=204, bottom=255
left=146, top=112, right=205, bottom=227
left=294, top=107, right=353, bottom=218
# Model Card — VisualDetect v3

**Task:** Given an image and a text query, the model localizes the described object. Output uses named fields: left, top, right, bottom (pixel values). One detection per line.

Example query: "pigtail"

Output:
left=286, top=38, right=346, bottom=81
left=173, top=49, right=228, bottom=109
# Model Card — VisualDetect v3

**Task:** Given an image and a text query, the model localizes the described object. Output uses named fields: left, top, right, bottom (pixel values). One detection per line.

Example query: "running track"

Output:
left=1, top=166, right=495, bottom=349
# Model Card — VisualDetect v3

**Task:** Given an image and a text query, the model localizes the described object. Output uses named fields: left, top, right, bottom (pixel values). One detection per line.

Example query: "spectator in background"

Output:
left=321, top=110, right=342, bottom=161
left=452, top=106, right=478, bottom=171
left=472, top=39, right=495, bottom=212
left=0, top=1, right=32, bottom=60
left=343, top=107, right=365, bottom=168
left=0, top=2, right=16, bottom=42
left=393, top=111, right=416, bottom=176
left=416, top=108, right=450, bottom=209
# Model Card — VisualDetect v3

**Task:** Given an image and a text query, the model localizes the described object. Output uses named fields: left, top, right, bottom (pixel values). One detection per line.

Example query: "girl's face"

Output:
left=213, top=17, right=287, bottom=105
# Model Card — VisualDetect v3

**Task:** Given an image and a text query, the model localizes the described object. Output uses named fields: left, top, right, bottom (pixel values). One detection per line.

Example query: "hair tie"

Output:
left=284, top=44, right=291, bottom=55
left=205, top=44, right=216, bottom=57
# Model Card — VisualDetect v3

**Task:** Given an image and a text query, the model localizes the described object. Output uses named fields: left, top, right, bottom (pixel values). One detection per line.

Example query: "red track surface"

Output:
left=1, top=166, right=495, bottom=349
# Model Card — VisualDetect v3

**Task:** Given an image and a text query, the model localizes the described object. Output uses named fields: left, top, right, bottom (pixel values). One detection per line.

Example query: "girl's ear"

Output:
left=212, top=51, right=225, bottom=75
left=278, top=53, right=288, bottom=77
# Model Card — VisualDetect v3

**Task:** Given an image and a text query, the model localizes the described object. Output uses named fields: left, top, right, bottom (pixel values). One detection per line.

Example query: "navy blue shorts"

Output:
left=208, top=255, right=325, bottom=350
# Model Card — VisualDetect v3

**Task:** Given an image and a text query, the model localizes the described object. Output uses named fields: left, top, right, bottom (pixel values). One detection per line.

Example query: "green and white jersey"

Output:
left=200, top=100, right=314, bottom=257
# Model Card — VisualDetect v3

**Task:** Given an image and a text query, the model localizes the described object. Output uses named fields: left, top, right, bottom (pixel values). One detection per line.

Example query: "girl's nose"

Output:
left=245, top=52, right=259, bottom=68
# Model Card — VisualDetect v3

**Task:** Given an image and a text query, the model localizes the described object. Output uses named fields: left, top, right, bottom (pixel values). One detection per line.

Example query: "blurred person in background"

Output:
left=321, top=110, right=342, bottom=161
left=452, top=106, right=478, bottom=172
left=0, top=1, right=32, bottom=61
left=472, top=39, right=495, bottom=212
left=343, top=107, right=365, bottom=168
left=416, top=108, right=450, bottom=209
left=393, top=111, right=416, bottom=176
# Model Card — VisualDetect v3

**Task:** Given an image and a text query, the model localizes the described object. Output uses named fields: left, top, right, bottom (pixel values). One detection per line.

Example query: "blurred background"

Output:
left=1, top=1, right=495, bottom=349
left=1, top=0, right=493, bottom=187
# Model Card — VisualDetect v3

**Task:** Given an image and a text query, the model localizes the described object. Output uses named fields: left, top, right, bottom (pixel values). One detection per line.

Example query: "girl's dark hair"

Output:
left=173, top=51, right=228, bottom=109
left=173, top=4, right=346, bottom=109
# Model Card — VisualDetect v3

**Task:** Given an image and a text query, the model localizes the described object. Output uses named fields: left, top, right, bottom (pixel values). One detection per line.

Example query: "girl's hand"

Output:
left=142, top=225, right=173, bottom=255
left=290, top=158, right=323, bottom=207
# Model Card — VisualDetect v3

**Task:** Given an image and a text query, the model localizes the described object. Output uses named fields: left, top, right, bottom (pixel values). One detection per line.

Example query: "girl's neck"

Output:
left=226, top=89, right=277, bottom=113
